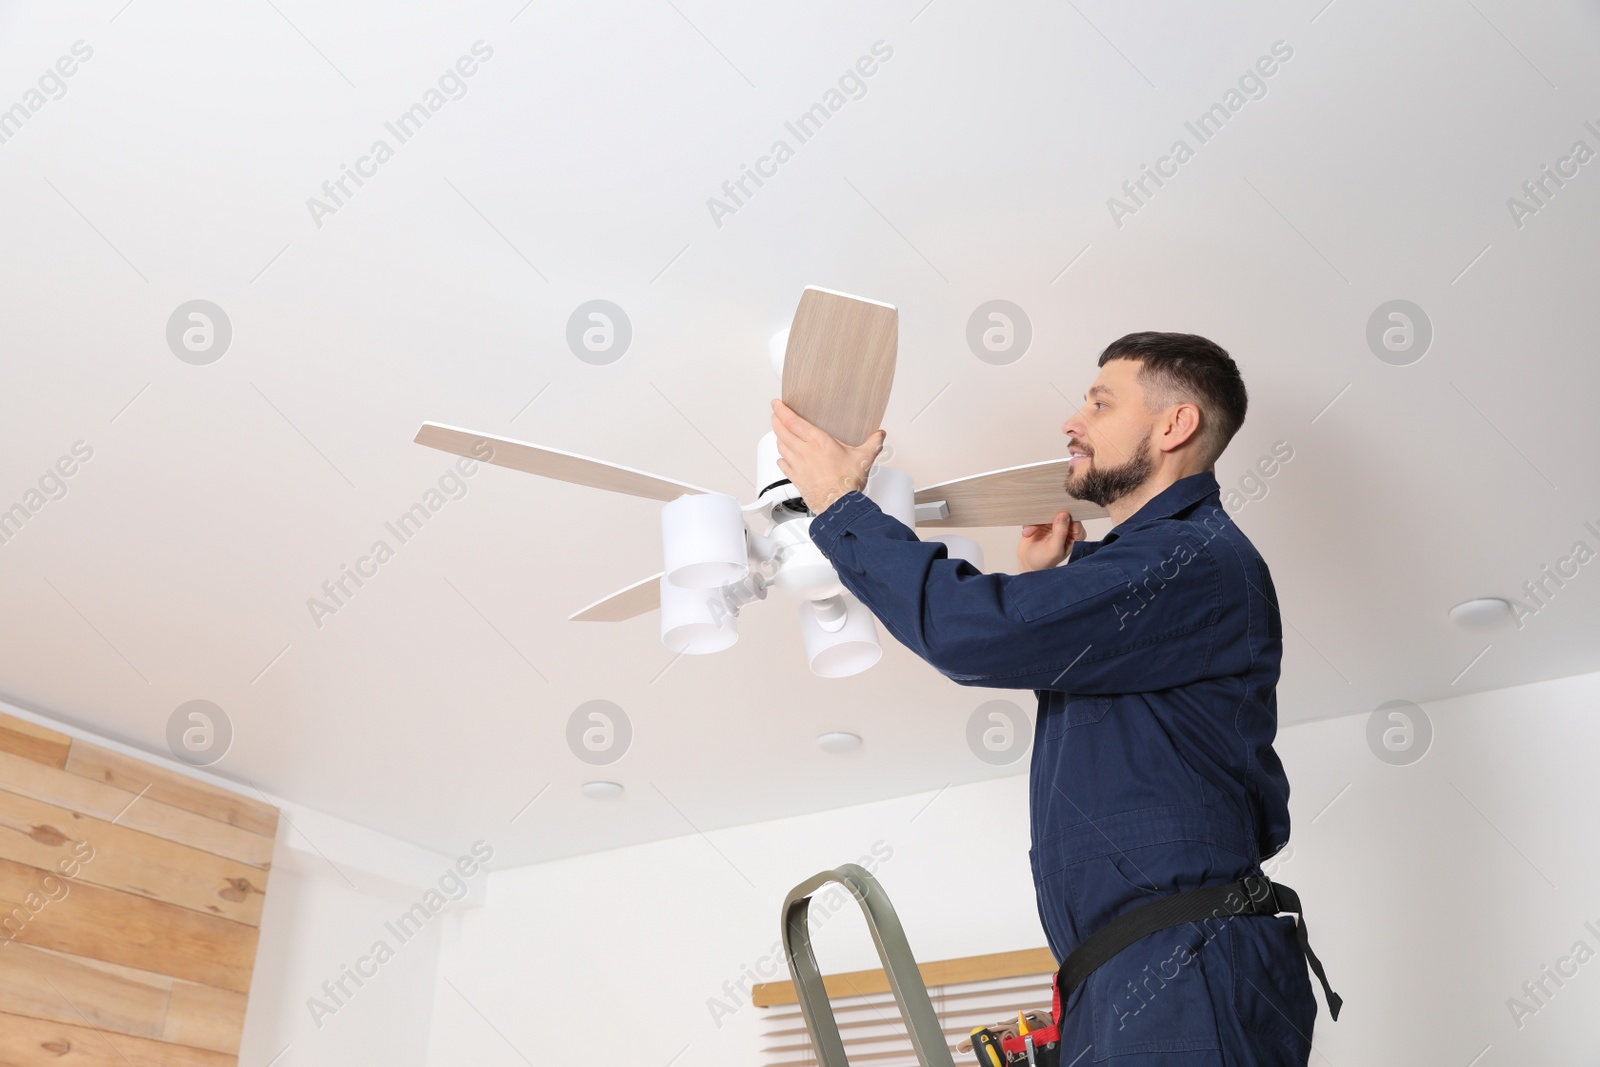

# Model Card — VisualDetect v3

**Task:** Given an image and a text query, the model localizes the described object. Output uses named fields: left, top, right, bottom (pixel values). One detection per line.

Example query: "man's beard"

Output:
left=1064, top=429, right=1154, bottom=508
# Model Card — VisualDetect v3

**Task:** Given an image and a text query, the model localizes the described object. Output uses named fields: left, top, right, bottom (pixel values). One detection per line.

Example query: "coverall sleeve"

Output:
left=807, top=491, right=1223, bottom=694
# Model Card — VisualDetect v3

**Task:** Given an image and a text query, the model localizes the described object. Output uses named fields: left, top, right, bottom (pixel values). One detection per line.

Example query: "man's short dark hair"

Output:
left=1097, top=332, right=1247, bottom=468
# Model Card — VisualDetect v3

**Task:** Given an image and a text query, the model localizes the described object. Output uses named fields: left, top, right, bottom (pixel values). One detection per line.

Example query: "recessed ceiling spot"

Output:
left=816, top=731, right=862, bottom=753
left=1448, top=598, right=1512, bottom=628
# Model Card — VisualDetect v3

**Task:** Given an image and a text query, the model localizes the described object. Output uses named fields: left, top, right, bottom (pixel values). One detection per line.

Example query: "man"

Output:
left=771, top=332, right=1337, bottom=1066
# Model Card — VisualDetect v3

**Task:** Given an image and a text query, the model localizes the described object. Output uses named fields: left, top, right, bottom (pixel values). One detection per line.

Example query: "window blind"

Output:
left=757, top=969, right=1056, bottom=1067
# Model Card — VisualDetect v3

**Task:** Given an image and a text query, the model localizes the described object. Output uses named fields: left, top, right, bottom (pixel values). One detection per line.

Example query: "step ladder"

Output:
left=780, top=862, right=956, bottom=1067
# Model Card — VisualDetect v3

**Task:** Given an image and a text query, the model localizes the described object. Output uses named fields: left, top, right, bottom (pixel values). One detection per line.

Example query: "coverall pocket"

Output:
left=1229, top=915, right=1316, bottom=1062
left=1011, top=561, right=1130, bottom=622
left=1044, top=695, right=1112, bottom=740
left=1087, top=921, right=1222, bottom=1060
left=1059, top=848, right=1224, bottom=1060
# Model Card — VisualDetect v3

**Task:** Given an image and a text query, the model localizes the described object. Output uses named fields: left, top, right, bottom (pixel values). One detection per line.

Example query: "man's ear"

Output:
left=1158, top=403, right=1203, bottom=453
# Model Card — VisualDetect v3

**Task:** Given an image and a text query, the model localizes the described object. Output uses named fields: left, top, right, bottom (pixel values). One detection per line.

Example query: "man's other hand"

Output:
left=1017, top=510, right=1084, bottom=572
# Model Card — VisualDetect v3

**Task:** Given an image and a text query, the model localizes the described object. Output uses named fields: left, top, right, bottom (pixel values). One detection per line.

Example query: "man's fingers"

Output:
left=770, top=399, right=818, bottom=443
left=769, top=400, right=801, bottom=441
left=770, top=411, right=803, bottom=448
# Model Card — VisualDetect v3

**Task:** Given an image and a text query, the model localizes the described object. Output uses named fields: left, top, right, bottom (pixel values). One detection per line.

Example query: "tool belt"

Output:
left=964, top=875, right=1340, bottom=1066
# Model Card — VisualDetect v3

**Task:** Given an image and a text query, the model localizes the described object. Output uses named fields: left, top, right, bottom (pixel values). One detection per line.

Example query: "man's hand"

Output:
left=1017, top=510, right=1085, bottom=572
left=770, top=398, right=887, bottom=515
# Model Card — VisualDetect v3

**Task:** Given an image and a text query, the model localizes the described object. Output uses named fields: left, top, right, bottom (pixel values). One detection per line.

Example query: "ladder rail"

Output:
left=780, top=863, right=956, bottom=1067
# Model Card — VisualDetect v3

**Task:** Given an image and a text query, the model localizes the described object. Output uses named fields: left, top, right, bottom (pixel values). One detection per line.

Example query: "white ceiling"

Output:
left=2, top=0, right=1596, bottom=868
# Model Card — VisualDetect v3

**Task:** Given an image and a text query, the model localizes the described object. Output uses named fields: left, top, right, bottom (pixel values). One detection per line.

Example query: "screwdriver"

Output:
left=969, top=1026, right=1003, bottom=1067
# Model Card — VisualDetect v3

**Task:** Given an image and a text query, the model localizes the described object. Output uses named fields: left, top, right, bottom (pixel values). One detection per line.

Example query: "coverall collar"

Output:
left=1102, top=468, right=1221, bottom=543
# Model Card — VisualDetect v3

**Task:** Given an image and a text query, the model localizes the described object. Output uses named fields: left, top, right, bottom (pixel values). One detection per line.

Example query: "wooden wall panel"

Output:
left=0, top=750, right=273, bottom=868
left=63, top=743, right=278, bottom=838
left=0, top=709, right=279, bottom=1065
left=0, top=942, right=170, bottom=1040
left=0, top=716, right=71, bottom=769
left=0, top=1011, right=237, bottom=1067
left=0, top=792, right=267, bottom=924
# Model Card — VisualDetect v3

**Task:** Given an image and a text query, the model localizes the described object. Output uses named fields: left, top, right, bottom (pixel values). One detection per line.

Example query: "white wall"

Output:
left=420, top=668, right=1600, bottom=1067
left=240, top=858, right=446, bottom=1067
left=237, top=802, right=489, bottom=1067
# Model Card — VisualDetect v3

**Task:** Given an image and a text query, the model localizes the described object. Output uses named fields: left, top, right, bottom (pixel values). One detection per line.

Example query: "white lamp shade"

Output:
left=799, top=594, right=882, bottom=678
left=660, top=574, right=738, bottom=654
left=865, top=465, right=915, bottom=527
left=662, top=492, right=748, bottom=589
left=929, top=533, right=984, bottom=571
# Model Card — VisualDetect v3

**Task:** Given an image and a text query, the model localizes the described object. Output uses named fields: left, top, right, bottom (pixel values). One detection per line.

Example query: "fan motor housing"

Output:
left=755, top=432, right=806, bottom=512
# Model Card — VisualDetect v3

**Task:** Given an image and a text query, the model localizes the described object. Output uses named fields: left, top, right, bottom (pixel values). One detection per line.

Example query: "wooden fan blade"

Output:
left=913, top=459, right=1109, bottom=528
left=415, top=423, right=711, bottom=502
left=781, top=287, right=898, bottom=447
left=569, top=572, right=663, bottom=622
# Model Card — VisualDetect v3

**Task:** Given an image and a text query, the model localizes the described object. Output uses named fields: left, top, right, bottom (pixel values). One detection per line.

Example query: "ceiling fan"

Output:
left=414, top=286, right=1106, bottom=677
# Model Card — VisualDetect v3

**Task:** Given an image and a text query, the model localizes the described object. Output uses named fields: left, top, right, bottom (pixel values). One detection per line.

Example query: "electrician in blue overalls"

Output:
left=772, top=332, right=1336, bottom=1066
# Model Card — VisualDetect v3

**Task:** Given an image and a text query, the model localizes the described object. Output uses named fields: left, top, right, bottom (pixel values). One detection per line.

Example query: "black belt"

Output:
left=1057, top=874, right=1342, bottom=1021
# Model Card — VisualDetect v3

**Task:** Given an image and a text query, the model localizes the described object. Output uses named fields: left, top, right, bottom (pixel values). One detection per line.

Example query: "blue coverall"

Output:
left=809, top=469, right=1321, bottom=1065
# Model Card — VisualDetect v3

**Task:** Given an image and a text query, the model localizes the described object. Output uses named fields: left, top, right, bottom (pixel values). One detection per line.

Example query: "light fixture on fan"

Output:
left=799, top=592, right=882, bottom=678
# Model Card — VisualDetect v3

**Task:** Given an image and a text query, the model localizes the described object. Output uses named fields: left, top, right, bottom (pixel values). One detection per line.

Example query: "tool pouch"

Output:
left=962, top=978, right=1065, bottom=1066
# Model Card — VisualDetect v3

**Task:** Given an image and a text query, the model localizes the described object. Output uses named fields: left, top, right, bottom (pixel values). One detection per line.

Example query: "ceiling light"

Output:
left=799, top=593, right=882, bottom=678
left=580, top=781, right=624, bottom=800
left=661, top=492, right=749, bottom=589
left=816, top=731, right=862, bottom=753
left=660, top=574, right=739, bottom=654
left=1448, top=597, right=1512, bottom=628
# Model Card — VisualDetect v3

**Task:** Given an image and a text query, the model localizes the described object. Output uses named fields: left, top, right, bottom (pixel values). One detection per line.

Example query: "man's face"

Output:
left=1060, top=358, right=1156, bottom=508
